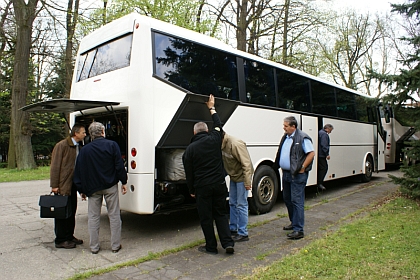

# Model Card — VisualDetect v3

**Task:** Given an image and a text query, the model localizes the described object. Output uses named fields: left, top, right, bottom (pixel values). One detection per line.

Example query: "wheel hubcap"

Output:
left=365, top=160, right=372, bottom=178
left=257, top=175, right=274, bottom=205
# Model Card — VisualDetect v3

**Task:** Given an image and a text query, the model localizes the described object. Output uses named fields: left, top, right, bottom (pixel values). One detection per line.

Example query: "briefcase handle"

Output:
left=46, top=191, right=63, bottom=196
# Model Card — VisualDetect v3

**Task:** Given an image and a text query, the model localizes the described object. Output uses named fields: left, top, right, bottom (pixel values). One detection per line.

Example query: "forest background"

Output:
left=0, top=0, right=419, bottom=170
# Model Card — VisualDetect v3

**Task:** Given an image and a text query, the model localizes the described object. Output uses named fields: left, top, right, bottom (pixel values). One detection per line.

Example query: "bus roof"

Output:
left=78, top=13, right=373, bottom=99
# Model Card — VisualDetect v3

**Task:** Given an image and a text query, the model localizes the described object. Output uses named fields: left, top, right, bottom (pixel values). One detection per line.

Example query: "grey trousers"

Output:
left=88, top=184, right=122, bottom=251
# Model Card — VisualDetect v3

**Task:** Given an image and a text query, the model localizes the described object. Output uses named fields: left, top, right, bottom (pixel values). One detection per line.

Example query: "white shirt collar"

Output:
left=71, top=137, right=78, bottom=146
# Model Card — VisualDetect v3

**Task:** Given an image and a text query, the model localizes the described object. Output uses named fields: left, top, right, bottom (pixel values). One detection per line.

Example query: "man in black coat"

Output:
left=182, top=94, right=234, bottom=255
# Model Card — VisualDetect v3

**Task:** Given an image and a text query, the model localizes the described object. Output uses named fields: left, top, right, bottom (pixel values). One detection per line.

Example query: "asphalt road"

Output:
left=0, top=169, right=401, bottom=280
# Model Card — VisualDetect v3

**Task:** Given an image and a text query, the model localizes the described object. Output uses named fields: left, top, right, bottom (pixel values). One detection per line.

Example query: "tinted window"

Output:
left=154, top=32, right=239, bottom=100
left=336, top=90, right=356, bottom=120
left=244, top=60, right=276, bottom=106
left=311, top=81, right=336, bottom=116
left=76, top=34, right=133, bottom=82
left=276, top=69, right=310, bottom=112
left=355, top=95, right=371, bottom=122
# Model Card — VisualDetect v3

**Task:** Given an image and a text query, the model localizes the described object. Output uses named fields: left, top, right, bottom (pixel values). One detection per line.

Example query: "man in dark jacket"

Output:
left=274, top=116, right=314, bottom=240
left=74, top=122, right=127, bottom=254
left=182, top=94, right=234, bottom=255
left=317, top=124, right=334, bottom=191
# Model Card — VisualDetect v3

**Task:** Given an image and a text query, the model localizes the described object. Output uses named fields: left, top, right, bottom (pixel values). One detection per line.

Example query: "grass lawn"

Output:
left=246, top=195, right=420, bottom=280
left=0, top=166, right=50, bottom=182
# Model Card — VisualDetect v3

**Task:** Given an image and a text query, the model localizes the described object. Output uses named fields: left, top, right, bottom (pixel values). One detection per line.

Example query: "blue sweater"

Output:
left=318, top=129, right=330, bottom=158
left=74, top=137, right=127, bottom=197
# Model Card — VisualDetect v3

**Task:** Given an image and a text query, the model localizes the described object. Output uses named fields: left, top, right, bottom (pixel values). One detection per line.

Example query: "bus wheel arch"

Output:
left=249, top=164, right=279, bottom=215
left=360, top=154, right=374, bottom=182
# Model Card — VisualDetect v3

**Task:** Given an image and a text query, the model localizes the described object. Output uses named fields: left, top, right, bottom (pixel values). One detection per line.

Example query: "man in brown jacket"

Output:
left=50, top=124, right=86, bottom=249
left=222, top=132, right=254, bottom=242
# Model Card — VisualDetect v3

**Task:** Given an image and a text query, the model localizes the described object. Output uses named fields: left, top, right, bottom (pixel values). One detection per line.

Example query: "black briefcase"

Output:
left=39, top=193, right=72, bottom=219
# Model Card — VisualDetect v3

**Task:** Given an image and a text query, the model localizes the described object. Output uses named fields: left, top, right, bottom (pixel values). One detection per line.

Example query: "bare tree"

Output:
left=0, top=0, right=13, bottom=61
left=316, top=11, right=383, bottom=92
left=9, top=0, right=39, bottom=169
left=64, top=0, right=79, bottom=98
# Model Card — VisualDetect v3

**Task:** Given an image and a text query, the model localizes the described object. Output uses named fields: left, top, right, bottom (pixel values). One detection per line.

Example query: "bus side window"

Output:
left=244, top=60, right=276, bottom=106
left=384, top=105, right=391, bottom=123
left=276, top=68, right=310, bottom=112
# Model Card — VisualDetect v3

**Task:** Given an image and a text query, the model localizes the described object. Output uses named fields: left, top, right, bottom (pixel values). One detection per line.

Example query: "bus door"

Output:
left=301, top=115, right=318, bottom=186
left=370, top=106, right=386, bottom=171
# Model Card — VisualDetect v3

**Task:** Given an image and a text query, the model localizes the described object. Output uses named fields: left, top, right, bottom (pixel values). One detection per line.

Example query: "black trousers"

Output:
left=195, top=182, right=234, bottom=252
left=317, top=157, right=328, bottom=185
left=54, top=184, right=78, bottom=244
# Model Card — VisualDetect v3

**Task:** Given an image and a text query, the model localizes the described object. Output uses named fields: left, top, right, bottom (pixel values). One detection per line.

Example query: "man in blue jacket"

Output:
left=74, top=122, right=127, bottom=254
left=182, top=94, right=234, bottom=255
left=317, top=124, right=334, bottom=191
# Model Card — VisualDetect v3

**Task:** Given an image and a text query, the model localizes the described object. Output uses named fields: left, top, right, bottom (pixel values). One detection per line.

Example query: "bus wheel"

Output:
left=360, top=156, right=373, bottom=182
left=249, top=165, right=278, bottom=215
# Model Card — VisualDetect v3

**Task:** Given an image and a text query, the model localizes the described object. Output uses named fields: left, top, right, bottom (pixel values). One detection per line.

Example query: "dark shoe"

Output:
left=318, top=184, right=326, bottom=191
left=198, top=246, right=218, bottom=255
left=230, top=230, right=238, bottom=237
left=225, top=246, right=234, bottom=254
left=71, top=237, right=83, bottom=245
left=232, top=235, right=249, bottom=242
left=91, top=248, right=100, bottom=254
left=287, top=231, right=304, bottom=239
left=283, top=223, right=293, bottom=230
left=55, top=240, right=76, bottom=249
left=112, top=245, right=122, bottom=253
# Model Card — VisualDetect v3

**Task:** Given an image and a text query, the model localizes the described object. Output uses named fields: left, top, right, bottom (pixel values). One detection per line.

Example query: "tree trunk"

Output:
left=236, top=0, right=248, bottom=51
left=65, top=0, right=79, bottom=98
left=10, top=0, right=38, bottom=170
left=282, top=0, right=290, bottom=65
left=7, top=127, right=16, bottom=168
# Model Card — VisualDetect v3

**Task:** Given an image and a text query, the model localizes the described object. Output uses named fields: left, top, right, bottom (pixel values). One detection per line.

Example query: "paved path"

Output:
left=0, top=171, right=400, bottom=280
left=89, top=174, right=399, bottom=280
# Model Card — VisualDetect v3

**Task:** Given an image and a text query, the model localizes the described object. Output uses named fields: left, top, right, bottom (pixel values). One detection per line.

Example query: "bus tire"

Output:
left=360, top=156, right=373, bottom=182
left=249, top=165, right=278, bottom=215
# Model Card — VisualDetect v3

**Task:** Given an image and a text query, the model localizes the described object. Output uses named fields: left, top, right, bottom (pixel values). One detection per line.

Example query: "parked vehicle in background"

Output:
left=380, top=104, right=420, bottom=166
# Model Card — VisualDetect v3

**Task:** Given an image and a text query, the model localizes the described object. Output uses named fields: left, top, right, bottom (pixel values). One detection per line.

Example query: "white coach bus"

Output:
left=23, top=13, right=386, bottom=215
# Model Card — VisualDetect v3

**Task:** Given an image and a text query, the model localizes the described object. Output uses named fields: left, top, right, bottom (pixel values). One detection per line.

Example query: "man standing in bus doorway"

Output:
left=183, top=94, right=235, bottom=255
left=50, top=124, right=86, bottom=249
left=317, top=124, right=334, bottom=191
left=274, top=116, right=315, bottom=240
left=74, top=122, right=127, bottom=254
left=221, top=131, right=254, bottom=242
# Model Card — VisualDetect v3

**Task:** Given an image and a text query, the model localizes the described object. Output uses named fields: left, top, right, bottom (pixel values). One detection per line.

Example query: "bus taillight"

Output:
left=131, top=160, right=137, bottom=169
left=131, top=148, right=137, bottom=157
left=386, top=143, right=391, bottom=150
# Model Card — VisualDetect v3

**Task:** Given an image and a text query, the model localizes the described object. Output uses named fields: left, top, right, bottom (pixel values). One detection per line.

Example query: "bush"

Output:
left=36, top=159, right=51, bottom=167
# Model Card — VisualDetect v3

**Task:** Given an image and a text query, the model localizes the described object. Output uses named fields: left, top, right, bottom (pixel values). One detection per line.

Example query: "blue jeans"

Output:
left=229, top=181, right=249, bottom=236
left=282, top=171, right=308, bottom=233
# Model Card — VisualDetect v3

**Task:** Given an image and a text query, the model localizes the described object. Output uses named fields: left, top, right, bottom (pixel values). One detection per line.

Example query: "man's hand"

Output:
left=327, top=155, right=330, bottom=160
left=121, top=185, right=127, bottom=195
left=51, top=187, right=59, bottom=194
left=206, top=94, right=215, bottom=109
left=190, top=194, right=196, bottom=198
left=245, top=185, right=252, bottom=191
left=80, top=193, right=87, bottom=201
